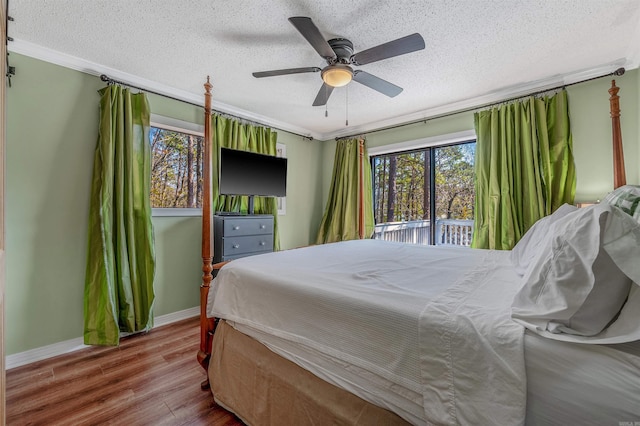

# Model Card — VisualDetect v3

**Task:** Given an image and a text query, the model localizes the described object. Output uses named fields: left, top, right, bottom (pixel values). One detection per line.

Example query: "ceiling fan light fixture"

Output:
left=321, top=65, right=353, bottom=87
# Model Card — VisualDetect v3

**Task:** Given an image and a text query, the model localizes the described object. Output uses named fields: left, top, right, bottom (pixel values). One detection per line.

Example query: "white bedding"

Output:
left=419, top=246, right=525, bottom=425
left=208, top=239, right=527, bottom=425
left=524, top=331, right=640, bottom=424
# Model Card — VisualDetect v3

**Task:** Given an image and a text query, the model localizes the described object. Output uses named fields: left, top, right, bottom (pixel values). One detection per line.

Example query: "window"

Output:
left=148, top=115, right=286, bottom=216
left=150, top=117, right=204, bottom=214
left=371, top=140, right=475, bottom=246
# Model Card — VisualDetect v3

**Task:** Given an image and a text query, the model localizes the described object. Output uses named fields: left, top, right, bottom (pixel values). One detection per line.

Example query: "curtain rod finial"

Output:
left=613, top=67, right=625, bottom=77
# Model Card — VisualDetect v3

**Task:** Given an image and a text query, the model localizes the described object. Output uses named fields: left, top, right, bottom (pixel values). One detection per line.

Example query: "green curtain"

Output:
left=316, top=138, right=374, bottom=244
left=84, top=86, right=156, bottom=346
left=210, top=114, right=281, bottom=250
left=472, top=89, right=576, bottom=250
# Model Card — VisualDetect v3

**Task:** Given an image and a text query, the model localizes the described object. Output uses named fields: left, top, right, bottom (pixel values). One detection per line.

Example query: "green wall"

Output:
left=5, top=54, right=324, bottom=355
left=6, top=56, right=101, bottom=355
left=5, top=52, right=639, bottom=356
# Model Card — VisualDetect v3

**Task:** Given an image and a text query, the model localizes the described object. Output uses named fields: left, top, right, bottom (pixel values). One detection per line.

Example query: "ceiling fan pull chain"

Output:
left=325, top=85, right=329, bottom=117
left=345, top=85, right=349, bottom=126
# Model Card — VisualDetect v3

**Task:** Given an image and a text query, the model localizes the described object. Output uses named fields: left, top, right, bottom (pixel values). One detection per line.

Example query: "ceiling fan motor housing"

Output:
left=328, top=38, right=354, bottom=64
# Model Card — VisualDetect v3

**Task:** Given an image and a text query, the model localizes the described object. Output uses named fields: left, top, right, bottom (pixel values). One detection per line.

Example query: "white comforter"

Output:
left=207, top=239, right=525, bottom=425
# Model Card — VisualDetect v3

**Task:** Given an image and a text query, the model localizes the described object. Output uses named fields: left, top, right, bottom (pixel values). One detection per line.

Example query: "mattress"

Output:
left=523, top=331, right=640, bottom=424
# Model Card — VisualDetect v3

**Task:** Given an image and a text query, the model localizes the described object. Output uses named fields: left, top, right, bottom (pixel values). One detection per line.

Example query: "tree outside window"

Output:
left=434, top=143, right=475, bottom=220
left=150, top=126, right=204, bottom=208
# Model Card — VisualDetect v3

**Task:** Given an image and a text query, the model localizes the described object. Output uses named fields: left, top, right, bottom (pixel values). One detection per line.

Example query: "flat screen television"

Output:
left=219, top=147, right=287, bottom=215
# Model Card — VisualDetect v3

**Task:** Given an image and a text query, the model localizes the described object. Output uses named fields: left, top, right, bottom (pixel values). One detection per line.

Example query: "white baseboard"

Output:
left=153, top=306, right=199, bottom=328
left=5, top=306, right=199, bottom=370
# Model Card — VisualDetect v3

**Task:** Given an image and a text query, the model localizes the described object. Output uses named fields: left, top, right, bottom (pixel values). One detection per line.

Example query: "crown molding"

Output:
left=8, top=39, right=321, bottom=140
left=324, top=59, right=635, bottom=140
left=8, top=39, right=636, bottom=142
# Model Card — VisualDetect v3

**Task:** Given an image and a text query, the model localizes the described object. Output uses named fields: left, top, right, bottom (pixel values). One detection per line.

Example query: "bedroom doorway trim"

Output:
left=1, top=0, right=7, bottom=419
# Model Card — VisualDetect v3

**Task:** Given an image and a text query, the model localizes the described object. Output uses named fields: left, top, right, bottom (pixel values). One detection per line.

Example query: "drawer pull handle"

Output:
left=233, top=244, right=240, bottom=249
left=260, top=225, right=266, bottom=229
left=259, top=241, right=265, bottom=246
left=233, top=226, right=240, bottom=230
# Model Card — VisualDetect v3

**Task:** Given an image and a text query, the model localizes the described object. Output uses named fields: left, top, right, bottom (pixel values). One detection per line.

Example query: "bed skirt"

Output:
left=209, top=320, right=411, bottom=425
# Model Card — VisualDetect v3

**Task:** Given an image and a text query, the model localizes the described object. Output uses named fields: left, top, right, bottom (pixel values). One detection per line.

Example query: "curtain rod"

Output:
left=336, top=67, right=626, bottom=141
left=99, top=74, right=314, bottom=141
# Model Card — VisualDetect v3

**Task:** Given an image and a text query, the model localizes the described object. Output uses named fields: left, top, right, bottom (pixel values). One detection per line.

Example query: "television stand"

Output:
left=213, top=214, right=274, bottom=265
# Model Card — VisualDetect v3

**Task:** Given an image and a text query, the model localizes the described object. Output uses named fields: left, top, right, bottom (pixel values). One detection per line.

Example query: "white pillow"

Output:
left=510, top=203, right=578, bottom=276
left=603, top=184, right=640, bottom=224
left=511, top=203, right=640, bottom=337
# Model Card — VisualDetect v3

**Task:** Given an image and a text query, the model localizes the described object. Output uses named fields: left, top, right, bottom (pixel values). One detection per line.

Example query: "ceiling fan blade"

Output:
left=312, top=83, right=334, bottom=106
left=253, top=67, right=321, bottom=78
left=351, top=33, right=425, bottom=66
left=352, top=71, right=403, bottom=97
left=289, top=17, right=336, bottom=60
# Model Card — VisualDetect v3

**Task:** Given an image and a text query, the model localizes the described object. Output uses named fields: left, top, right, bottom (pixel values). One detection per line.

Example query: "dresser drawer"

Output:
left=223, top=217, right=274, bottom=236
left=222, top=234, right=273, bottom=256
left=221, top=252, right=263, bottom=262
left=213, top=214, right=275, bottom=265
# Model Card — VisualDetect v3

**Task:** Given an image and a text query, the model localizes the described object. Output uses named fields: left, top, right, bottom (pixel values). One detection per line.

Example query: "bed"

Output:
left=196, top=77, right=640, bottom=425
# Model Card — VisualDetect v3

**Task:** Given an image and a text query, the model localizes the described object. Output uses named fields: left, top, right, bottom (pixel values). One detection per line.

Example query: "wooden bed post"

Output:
left=197, top=76, right=216, bottom=389
left=609, top=79, right=626, bottom=189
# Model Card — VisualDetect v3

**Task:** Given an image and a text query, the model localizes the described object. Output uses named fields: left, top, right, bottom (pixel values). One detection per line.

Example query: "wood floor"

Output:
left=6, top=317, right=244, bottom=425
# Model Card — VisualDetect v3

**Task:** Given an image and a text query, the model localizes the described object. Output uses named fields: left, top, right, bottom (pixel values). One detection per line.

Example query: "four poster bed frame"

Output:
left=195, top=75, right=629, bottom=420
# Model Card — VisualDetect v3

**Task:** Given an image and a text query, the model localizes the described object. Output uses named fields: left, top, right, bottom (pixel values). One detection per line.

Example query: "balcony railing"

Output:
left=373, top=219, right=474, bottom=247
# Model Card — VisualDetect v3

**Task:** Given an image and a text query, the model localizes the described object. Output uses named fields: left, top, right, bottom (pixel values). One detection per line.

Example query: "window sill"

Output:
left=152, top=208, right=202, bottom=217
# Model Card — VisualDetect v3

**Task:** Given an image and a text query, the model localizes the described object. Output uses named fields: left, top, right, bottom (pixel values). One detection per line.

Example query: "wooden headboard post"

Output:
left=358, top=139, right=365, bottom=239
left=197, top=76, right=216, bottom=388
left=609, top=79, right=626, bottom=188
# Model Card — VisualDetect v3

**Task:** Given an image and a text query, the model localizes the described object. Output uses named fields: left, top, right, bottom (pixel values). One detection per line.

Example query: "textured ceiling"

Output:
left=8, top=0, right=640, bottom=140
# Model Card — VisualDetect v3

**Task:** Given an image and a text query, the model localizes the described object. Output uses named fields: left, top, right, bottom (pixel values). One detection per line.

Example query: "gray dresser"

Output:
left=213, top=214, right=274, bottom=264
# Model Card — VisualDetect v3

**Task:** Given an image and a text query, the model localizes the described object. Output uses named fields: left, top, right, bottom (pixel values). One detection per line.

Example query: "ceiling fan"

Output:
left=252, top=17, right=425, bottom=106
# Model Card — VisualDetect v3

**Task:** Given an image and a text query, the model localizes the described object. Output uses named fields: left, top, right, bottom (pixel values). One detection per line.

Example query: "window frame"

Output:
left=150, top=114, right=205, bottom=217
left=367, top=130, right=476, bottom=157
left=368, top=130, right=477, bottom=245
